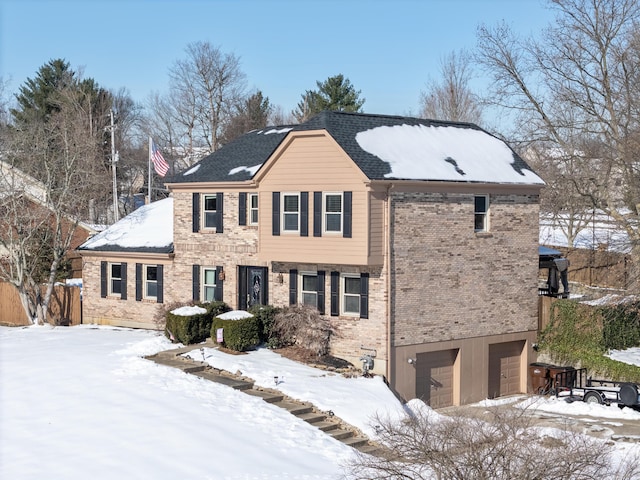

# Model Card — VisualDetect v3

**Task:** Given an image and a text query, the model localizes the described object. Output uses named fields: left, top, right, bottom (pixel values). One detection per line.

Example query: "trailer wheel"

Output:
left=583, top=391, right=604, bottom=404
left=620, top=383, right=638, bottom=407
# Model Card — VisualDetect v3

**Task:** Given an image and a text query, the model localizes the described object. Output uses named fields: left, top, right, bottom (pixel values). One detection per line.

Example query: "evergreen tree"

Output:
left=221, top=90, right=272, bottom=144
left=11, top=59, right=76, bottom=125
left=293, top=74, right=365, bottom=122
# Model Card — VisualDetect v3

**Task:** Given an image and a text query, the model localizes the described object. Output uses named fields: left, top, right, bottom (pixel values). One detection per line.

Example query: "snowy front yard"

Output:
left=2, top=325, right=640, bottom=479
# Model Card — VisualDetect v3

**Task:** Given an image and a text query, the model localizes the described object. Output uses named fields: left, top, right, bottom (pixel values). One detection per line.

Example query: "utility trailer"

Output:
left=530, top=363, right=640, bottom=408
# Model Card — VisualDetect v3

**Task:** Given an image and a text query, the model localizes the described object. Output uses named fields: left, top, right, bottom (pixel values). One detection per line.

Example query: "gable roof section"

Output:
left=78, top=197, right=174, bottom=254
left=167, top=111, right=544, bottom=186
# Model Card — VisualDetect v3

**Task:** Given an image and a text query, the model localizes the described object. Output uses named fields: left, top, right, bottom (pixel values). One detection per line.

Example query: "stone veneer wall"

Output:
left=390, top=191, right=540, bottom=347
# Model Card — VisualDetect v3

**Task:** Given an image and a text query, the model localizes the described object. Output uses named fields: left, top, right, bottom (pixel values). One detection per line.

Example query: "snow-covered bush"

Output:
left=211, top=310, right=260, bottom=352
left=165, top=305, right=210, bottom=344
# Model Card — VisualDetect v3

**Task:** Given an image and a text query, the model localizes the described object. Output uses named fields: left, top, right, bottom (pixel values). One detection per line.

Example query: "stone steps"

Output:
left=145, top=346, right=384, bottom=456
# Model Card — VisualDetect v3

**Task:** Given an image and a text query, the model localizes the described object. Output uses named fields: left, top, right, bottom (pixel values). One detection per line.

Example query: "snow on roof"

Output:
left=79, top=197, right=173, bottom=251
left=355, top=124, right=545, bottom=184
left=228, top=164, right=262, bottom=176
left=260, top=127, right=293, bottom=135
left=183, top=164, right=201, bottom=176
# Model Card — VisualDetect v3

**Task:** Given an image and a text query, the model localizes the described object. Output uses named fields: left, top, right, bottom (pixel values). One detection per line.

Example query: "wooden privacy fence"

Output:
left=0, top=282, right=81, bottom=326
left=551, top=247, right=631, bottom=290
left=539, top=295, right=557, bottom=332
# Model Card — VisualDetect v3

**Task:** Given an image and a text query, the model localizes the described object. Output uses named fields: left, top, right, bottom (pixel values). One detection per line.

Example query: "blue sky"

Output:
left=1, top=0, right=554, bottom=120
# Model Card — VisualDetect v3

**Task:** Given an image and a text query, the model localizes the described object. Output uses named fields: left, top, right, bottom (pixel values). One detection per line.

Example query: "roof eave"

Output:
left=166, top=180, right=257, bottom=190
left=77, top=249, right=175, bottom=261
left=366, top=179, right=545, bottom=194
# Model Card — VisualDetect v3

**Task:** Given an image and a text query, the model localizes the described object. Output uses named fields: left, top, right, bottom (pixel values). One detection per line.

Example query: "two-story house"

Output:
left=79, top=111, right=545, bottom=407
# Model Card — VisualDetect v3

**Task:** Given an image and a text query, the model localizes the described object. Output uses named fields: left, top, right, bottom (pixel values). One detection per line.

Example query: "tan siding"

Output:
left=368, top=192, right=385, bottom=262
left=257, top=134, right=377, bottom=265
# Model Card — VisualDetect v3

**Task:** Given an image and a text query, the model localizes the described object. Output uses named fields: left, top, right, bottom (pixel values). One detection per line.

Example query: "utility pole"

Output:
left=107, top=110, right=119, bottom=222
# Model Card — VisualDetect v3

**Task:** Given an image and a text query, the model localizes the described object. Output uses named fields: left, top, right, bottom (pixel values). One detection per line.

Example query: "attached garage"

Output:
left=415, top=349, right=459, bottom=408
left=488, top=341, right=525, bottom=398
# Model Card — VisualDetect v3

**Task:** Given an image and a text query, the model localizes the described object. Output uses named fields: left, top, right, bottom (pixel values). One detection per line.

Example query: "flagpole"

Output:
left=148, top=136, right=152, bottom=205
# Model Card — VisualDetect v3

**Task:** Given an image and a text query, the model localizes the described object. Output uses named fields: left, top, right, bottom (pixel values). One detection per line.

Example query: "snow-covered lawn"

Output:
left=3, top=324, right=640, bottom=479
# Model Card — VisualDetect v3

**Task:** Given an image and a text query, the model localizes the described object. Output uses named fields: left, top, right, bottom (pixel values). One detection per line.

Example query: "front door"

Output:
left=238, top=266, right=268, bottom=310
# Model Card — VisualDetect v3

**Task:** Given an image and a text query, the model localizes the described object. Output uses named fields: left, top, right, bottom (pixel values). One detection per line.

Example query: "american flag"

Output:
left=150, top=139, right=170, bottom=177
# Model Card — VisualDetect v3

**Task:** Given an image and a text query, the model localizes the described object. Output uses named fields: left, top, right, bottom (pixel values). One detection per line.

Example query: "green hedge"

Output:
left=248, top=304, right=282, bottom=343
left=166, top=308, right=212, bottom=345
left=601, top=301, right=640, bottom=350
left=164, top=301, right=231, bottom=345
left=211, top=313, right=260, bottom=352
left=538, top=299, right=640, bottom=383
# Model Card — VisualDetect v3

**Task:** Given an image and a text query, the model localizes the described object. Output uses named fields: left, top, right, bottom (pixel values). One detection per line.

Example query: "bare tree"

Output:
left=169, top=41, right=247, bottom=152
left=420, top=50, right=483, bottom=125
left=476, top=0, right=640, bottom=289
left=0, top=76, right=11, bottom=127
left=0, top=84, right=105, bottom=324
left=345, top=403, right=640, bottom=480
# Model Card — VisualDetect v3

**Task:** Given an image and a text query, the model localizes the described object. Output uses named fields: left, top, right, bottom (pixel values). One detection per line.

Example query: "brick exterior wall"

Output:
left=172, top=191, right=265, bottom=308
left=82, top=255, right=173, bottom=329
left=271, top=262, right=389, bottom=374
left=82, top=187, right=540, bottom=385
left=390, top=191, right=540, bottom=347
left=171, top=189, right=390, bottom=373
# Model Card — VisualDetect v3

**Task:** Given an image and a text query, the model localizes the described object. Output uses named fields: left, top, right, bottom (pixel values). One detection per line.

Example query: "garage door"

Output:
left=488, top=341, right=524, bottom=398
left=416, top=349, right=458, bottom=408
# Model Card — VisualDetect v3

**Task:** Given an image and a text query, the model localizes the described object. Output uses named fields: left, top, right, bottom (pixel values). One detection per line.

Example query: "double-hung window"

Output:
left=109, top=263, right=122, bottom=296
left=323, top=193, right=342, bottom=233
left=144, top=265, right=158, bottom=299
left=249, top=193, right=259, bottom=225
left=282, top=193, right=300, bottom=232
left=342, top=274, right=361, bottom=316
left=202, top=268, right=217, bottom=302
left=203, top=194, right=218, bottom=229
left=300, top=272, right=318, bottom=307
left=474, top=195, right=489, bottom=232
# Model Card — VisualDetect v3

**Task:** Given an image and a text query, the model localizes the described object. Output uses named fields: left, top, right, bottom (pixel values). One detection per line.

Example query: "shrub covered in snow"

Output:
left=211, top=310, right=260, bottom=352
left=165, top=305, right=211, bottom=345
left=159, top=301, right=231, bottom=344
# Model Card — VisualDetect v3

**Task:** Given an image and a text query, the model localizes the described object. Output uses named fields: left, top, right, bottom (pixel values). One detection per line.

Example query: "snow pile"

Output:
left=608, top=347, right=640, bottom=367
left=79, top=197, right=173, bottom=250
left=356, top=123, right=544, bottom=184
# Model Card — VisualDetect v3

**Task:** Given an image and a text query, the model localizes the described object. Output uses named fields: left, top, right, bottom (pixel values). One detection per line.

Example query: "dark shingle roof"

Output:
left=167, top=111, right=540, bottom=184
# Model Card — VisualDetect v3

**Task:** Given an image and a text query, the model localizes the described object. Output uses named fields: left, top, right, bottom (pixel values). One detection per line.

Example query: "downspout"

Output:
left=385, top=183, right=394, bottom=382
